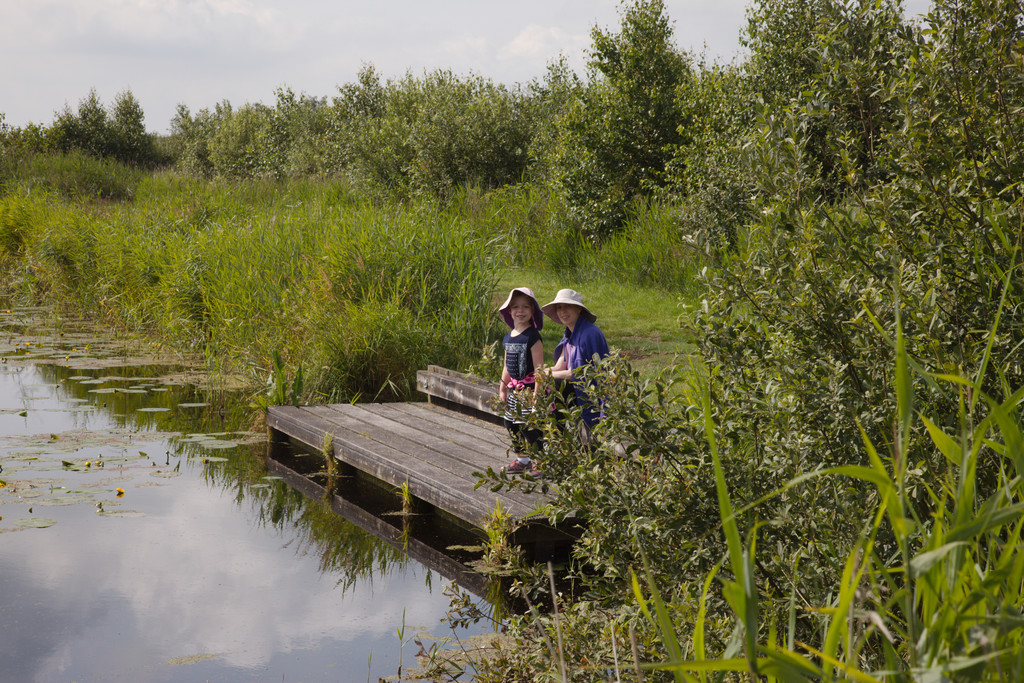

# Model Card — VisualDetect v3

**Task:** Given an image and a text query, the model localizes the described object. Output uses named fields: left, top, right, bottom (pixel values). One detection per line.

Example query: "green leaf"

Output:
left=15, top=517, right=57, bottom=528
left=908, top=542, right=968, bottom=579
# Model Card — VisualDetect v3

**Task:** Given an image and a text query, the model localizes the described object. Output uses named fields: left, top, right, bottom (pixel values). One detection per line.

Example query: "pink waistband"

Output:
left=507, top=374, right=536, bottom=390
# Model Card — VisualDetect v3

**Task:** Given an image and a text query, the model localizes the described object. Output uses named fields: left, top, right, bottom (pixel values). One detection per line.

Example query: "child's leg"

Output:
left=504, top=393, right=531, bottom=463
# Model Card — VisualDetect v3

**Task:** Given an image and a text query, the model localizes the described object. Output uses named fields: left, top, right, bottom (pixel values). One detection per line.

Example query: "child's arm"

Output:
left=547, top=352, right=573, bottom=381
left=530, top=340, right=544, bottom=380
left=499, top=354, right=511, bottom=403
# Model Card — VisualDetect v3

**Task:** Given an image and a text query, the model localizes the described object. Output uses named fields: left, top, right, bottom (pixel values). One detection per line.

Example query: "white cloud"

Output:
left=498, top=24, right=589, bottom=64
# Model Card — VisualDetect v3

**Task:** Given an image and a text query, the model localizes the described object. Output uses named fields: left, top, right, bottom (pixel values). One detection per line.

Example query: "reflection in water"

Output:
left=0, top=309, right=496, bottom=682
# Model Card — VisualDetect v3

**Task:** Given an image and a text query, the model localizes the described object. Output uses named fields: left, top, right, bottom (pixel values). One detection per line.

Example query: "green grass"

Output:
left=497, top=267, right=696, bottom=377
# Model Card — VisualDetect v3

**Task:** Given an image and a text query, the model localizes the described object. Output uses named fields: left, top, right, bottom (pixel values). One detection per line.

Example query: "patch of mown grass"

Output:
left=496, top=267, right=695, bottom=378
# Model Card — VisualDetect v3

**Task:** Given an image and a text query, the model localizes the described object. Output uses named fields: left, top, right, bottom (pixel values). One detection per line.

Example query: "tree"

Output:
left=49, top=89, right=157, bottom=166
left=109, top=90, right=157, bottom=166
left=552, top=0, right=692, bottom=240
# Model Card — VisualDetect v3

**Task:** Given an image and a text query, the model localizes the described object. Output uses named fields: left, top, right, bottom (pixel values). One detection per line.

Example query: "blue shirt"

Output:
left=553, top=317, right=609, bottom=425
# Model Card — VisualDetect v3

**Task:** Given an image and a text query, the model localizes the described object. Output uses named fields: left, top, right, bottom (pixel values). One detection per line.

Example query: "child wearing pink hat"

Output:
left=496, top=287, right=545, bottom=476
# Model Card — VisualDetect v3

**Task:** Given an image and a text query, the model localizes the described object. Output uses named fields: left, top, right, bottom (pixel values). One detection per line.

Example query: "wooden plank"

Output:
left=268, top=405, right=540, bottom=526
left=331, top=404, right=498, bottom=468
left=389, top=402, right=511, bottom=449
left=370, top=403, right=510, bottom=460
left=317, top=404, right=547, bottom=512
left=310, top=405, right=486, bottom=474
left=416, top=367, right=499, bottom=416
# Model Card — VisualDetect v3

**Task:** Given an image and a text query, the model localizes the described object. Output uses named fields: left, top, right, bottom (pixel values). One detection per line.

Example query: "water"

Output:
left=0, top=310, right=495, bottom=682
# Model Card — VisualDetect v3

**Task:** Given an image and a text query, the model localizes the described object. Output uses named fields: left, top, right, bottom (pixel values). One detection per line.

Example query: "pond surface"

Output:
left=0, top=309, right=495, bottom=682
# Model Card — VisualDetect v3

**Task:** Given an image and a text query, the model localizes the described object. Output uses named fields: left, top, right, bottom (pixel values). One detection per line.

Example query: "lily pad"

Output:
left=32, top=493, right=96, bottom=506
left=15, top=517, right=57, bottom=528
left=96, top=509, right=145, bottom=518
left=199, top=441, right=237, bottom=450
left=177, top=402, right=208, bottom=408
left=88, top=388, right=117, bottom=394
left=167, top=654, right=218, bottom=666
left=137, top=407, right=171, bottom=413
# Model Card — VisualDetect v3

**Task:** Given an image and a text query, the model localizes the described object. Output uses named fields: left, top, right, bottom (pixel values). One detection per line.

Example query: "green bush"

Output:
left=49, top=89, right=159, bottom=167
left=551, top=0, right=692, bottom=241
left=343, top=69, right=534, bottom=199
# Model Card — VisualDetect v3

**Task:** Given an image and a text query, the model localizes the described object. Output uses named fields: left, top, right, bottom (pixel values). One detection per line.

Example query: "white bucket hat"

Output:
left=541, top=288, right=597, bottom=323
left=497, top=287, right=544, bottom=330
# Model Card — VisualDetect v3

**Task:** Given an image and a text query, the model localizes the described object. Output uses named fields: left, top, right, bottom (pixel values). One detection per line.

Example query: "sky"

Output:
left=1, top=0, right=933, bottom=135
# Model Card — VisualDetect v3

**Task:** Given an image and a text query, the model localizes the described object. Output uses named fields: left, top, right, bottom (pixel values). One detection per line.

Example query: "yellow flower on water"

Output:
left=116, top=488, right=125, bottom=497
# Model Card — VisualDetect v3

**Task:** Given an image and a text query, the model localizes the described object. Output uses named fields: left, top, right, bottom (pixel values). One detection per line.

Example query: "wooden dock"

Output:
left=266, top=367, right=578, bottom=560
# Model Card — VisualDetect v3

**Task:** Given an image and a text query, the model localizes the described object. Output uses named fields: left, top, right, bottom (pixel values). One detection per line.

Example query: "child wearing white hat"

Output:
left=539, top=289, right=609, bottom=441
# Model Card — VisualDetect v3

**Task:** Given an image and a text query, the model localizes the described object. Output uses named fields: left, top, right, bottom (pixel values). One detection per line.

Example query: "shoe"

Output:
left=526, top=465, right=542, bottom=478
left=502, top=459, right=531, bottom=475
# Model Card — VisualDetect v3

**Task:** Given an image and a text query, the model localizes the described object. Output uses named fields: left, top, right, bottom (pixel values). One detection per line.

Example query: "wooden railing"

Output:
left=415, top=365, right=500, bottom=421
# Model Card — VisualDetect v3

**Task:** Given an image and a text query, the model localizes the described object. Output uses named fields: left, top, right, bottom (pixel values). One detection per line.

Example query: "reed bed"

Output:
left=3, top=173, right=502, bottom=402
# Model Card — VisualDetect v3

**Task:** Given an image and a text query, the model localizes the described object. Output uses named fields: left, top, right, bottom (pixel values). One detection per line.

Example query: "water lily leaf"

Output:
left=167, top=654, right=217, bottom=666
left=15, top=517, right=56, bottom=528
left=177, top=402, right=208, bottom=408
left=32, top=493, right=96, bottom=506
left=151, top=471, right=182, bottom=478
left=137, top=407, right=170, bottom=413
left=97, top=509, right=145, bottom=518
left=201, top=441, right=238, bottom=450
left=201, top=456, right=229, bottom=462
left=88, top=388, right=117, bottom=394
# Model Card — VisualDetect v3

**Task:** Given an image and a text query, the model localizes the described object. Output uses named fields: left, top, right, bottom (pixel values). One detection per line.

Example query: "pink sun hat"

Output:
left=497, top=287, right=544, bottom=330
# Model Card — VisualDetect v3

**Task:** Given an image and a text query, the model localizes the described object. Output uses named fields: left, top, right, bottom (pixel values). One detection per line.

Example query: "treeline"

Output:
left=1, top=89, right=166, bottom=168
left=0, top=0, right=735, bottom=247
